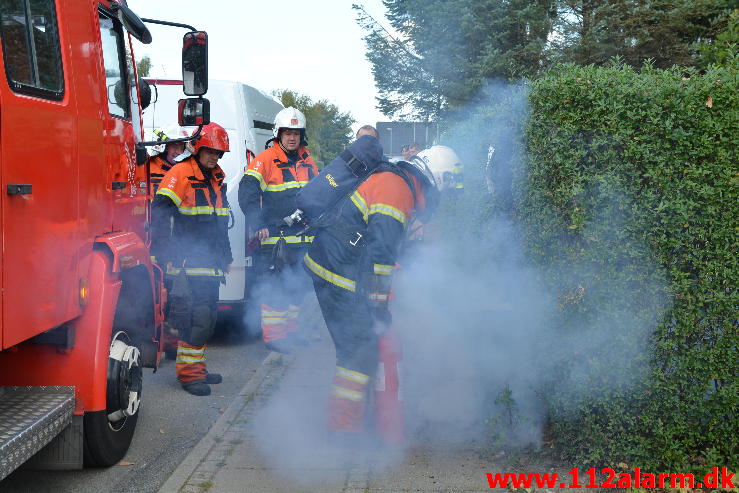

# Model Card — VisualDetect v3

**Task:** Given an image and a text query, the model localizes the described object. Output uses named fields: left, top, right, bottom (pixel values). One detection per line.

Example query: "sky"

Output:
left=127, top=0, right=390, bottom=132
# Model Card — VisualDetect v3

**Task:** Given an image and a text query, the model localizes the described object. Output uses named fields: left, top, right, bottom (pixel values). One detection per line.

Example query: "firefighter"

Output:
left=303, top=127, right=439, bottom=436
left=151, top=122, right=233, bottom=396
left=147, top=124, right=190, bottom=196
left=238, top=107, right=318, bottom=354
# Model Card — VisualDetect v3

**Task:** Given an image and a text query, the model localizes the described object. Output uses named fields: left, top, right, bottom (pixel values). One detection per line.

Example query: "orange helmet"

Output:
left=191, top=122, right=230, bottom=154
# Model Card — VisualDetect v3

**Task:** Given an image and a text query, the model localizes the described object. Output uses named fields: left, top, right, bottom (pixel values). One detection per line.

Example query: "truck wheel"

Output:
left=83, top=330, right=142, bottom=466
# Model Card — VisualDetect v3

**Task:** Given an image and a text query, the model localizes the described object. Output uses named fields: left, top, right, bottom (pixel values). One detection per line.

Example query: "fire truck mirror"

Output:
left=115, top=3, right=152, bottom=44
left=178, top=97, right=210, bottom=127
left=109, top=80, right=128, bottom=112
left=182, top=31, right=208, bottom=96
left=138, top=78, right=152, bottom=110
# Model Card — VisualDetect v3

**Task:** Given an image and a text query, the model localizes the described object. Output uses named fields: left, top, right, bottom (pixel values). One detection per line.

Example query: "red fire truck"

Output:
left=0, top=0, right=210, bottom=478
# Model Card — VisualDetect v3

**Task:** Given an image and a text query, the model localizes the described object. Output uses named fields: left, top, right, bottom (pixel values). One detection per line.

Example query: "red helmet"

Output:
left=191, top=122, right=230, bottom=154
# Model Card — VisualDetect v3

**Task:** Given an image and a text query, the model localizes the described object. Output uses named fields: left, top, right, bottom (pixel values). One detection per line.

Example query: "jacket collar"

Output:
left=184, top=156, right=225, bottom=184
left=269, top=142, right=314, bottom=166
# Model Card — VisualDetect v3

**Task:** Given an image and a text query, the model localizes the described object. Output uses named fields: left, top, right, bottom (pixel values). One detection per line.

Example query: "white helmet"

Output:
left=273, top=106, right=306, bottom=138
left=414, top=145, right=462, bottom=191
left=405, top=154, right=438, bottom=192
left=150, top=124, right=190, bottom=157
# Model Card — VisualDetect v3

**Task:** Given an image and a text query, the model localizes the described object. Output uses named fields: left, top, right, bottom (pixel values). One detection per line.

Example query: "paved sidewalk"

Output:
left=157, top=333, right=516, bottom=493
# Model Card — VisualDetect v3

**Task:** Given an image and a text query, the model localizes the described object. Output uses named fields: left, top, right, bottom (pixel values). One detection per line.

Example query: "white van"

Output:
left=143, top=79, right=283, bottom=332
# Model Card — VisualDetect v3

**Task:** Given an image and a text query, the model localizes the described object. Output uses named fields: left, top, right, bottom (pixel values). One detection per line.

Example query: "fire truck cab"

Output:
left=0, top=0, right=208, bottom=479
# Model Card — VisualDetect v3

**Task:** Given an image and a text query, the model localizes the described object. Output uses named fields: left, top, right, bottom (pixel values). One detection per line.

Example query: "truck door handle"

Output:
left=7, top=184, right=32, bottom=195
left=112, top=181, right=127, bottom=190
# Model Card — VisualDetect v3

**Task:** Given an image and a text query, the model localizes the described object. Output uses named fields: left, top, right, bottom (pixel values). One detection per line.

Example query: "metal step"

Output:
left=0, top=386, right=75, bottom=481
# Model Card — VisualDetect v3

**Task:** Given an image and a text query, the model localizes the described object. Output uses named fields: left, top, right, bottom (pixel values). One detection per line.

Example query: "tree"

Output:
left=274, top=90, right=355, bottom=168
left=697, top=8, right=738, bottom=68
left=354, top=0, right=555, bottom=119
left=136, top=55, right=152, bottom=77
left=549, top=0, right=736, bottom=68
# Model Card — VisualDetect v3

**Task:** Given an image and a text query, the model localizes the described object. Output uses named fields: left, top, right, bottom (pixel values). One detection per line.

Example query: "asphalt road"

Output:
left=1, top=330, right=269, bottom=493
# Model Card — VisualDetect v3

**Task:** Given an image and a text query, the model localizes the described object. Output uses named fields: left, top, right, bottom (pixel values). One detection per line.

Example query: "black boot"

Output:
left=205, top=372, right=222, bottom=384
left=265, top=338, right=294, bottom=354
left=182, top=380, right=211, bottom=396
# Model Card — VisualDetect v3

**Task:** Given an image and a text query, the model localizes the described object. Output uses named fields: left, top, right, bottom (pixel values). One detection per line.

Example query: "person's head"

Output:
left=191, top=122, right=230, bottom=170
left=355, top=124, right=378, bottom=140
left=152, top=124, right=189, bottom=163
left=164, top=141, right=186, bottom=163
left=401, top=144, right=411, bottom=161
left=273, top=107, right=306, bottom=152
left=407, top=142, right=421, bottom=157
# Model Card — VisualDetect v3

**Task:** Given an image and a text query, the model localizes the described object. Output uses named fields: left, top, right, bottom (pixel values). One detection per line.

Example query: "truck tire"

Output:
left=83, top=331, right=142, bottom=466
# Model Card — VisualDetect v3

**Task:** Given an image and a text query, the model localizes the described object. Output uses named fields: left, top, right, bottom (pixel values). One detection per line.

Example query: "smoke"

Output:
left=393, top=78, right=670, bottom=451
left=247, top=79, right=670, bottom=486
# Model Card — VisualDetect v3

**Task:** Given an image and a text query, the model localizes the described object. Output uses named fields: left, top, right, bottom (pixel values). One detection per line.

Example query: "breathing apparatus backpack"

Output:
left=290, top=135, right=415, bottom=234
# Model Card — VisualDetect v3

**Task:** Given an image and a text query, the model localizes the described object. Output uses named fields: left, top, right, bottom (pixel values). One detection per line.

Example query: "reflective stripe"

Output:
left=369, top=203, right=408, bottom=225
left=350, top=191, right=369, bottom=223
left=332, top=386, right=364, bottom=402
left=245, top=169, right=267, bottom=191
left=304, top=253, right=356, bottom=292
left=178, top=205, right=230, bottom=216
left=336, top=366, right=370, bottom=385
left=261, top=235, right=314, bottom=245
left=265, top=180, right=309, bottom=192
left=176, top=346, right=205, bottom=364
left=157, top=187, right=183, bottom=206
left=177, top=347, right=205, bottom=355
left=176, top=355, right=206, bottom=364
left=167, top=265, right=225, bottom=277
left=373, top=264, right=394, bottom=275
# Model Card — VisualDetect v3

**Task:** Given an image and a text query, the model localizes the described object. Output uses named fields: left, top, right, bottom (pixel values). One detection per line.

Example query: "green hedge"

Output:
left=523, top=63, right=738, bottom=471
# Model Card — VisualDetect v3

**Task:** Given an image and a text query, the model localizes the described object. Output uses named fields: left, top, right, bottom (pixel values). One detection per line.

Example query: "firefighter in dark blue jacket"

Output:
left=303, top=127, right=439, bottom=434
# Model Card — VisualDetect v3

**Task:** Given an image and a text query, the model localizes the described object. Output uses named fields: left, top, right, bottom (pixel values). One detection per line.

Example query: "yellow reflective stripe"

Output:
left=157, top=187, right=183, bottom=206
left=215, top=208, right=230, bottom=216
left=261, top=235, right=314, bottom=245
left=369, top=203, right=408, bottom=225
left=177, top=347, right=205, bottom=356
left=336, top=366, right=370, bottom=385
left=332, top=386, right=364, bottom=402
left=350, top=191, right=369, bottom=223
left=265, top=180, right=309, bottom=192
left=245, top=169, right=267, bottom=191
left=176, top=355, right=205, bottom=364
left=304, top=253, right=356, bottom=292
left=167, top=266, right=224, bottom=277
left=373, top=264, right=394, bottom=275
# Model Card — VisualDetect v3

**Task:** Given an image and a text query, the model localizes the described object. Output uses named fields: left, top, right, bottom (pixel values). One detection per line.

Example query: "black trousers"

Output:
left=179, top=277, right=220, bottom=347
left=313, top=277, right=378, bottom=377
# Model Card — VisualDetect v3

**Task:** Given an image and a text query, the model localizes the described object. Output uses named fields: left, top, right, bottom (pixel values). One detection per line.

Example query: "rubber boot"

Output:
left=205, top=371, right=222, bottom=384
left=182, top=380, right=211, bottom=396
left=265, top=339, right=294, bottom=354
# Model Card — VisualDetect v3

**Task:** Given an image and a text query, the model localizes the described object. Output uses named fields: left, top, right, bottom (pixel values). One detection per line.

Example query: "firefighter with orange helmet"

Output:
left=303, top=127, right=439, bottom=436
left=151, top=122, right=233, bottom=396
left=147, top=124, right=190, bottom=196
left=238, top=107, right=318, bottom=354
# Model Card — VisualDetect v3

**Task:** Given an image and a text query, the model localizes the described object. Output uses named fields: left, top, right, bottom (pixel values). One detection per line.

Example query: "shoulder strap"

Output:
left=376, top=161, right=417, bottom=204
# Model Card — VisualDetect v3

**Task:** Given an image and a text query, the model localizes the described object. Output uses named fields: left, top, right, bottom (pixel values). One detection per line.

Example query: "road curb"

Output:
left=158, top=351, right=285, bottom=493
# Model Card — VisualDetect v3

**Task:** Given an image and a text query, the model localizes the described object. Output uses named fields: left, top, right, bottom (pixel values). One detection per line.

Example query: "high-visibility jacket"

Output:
left=304, top=170, right=425, bottom=292
left=147, top=154, right=175, bottom=196
left=238, top=143, right=318, bottom=246
left=151, top=156, right=233, bottom=277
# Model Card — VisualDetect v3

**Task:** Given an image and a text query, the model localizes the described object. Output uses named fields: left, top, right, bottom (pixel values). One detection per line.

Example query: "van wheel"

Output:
left=83, top=331, right=142, bottom=466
